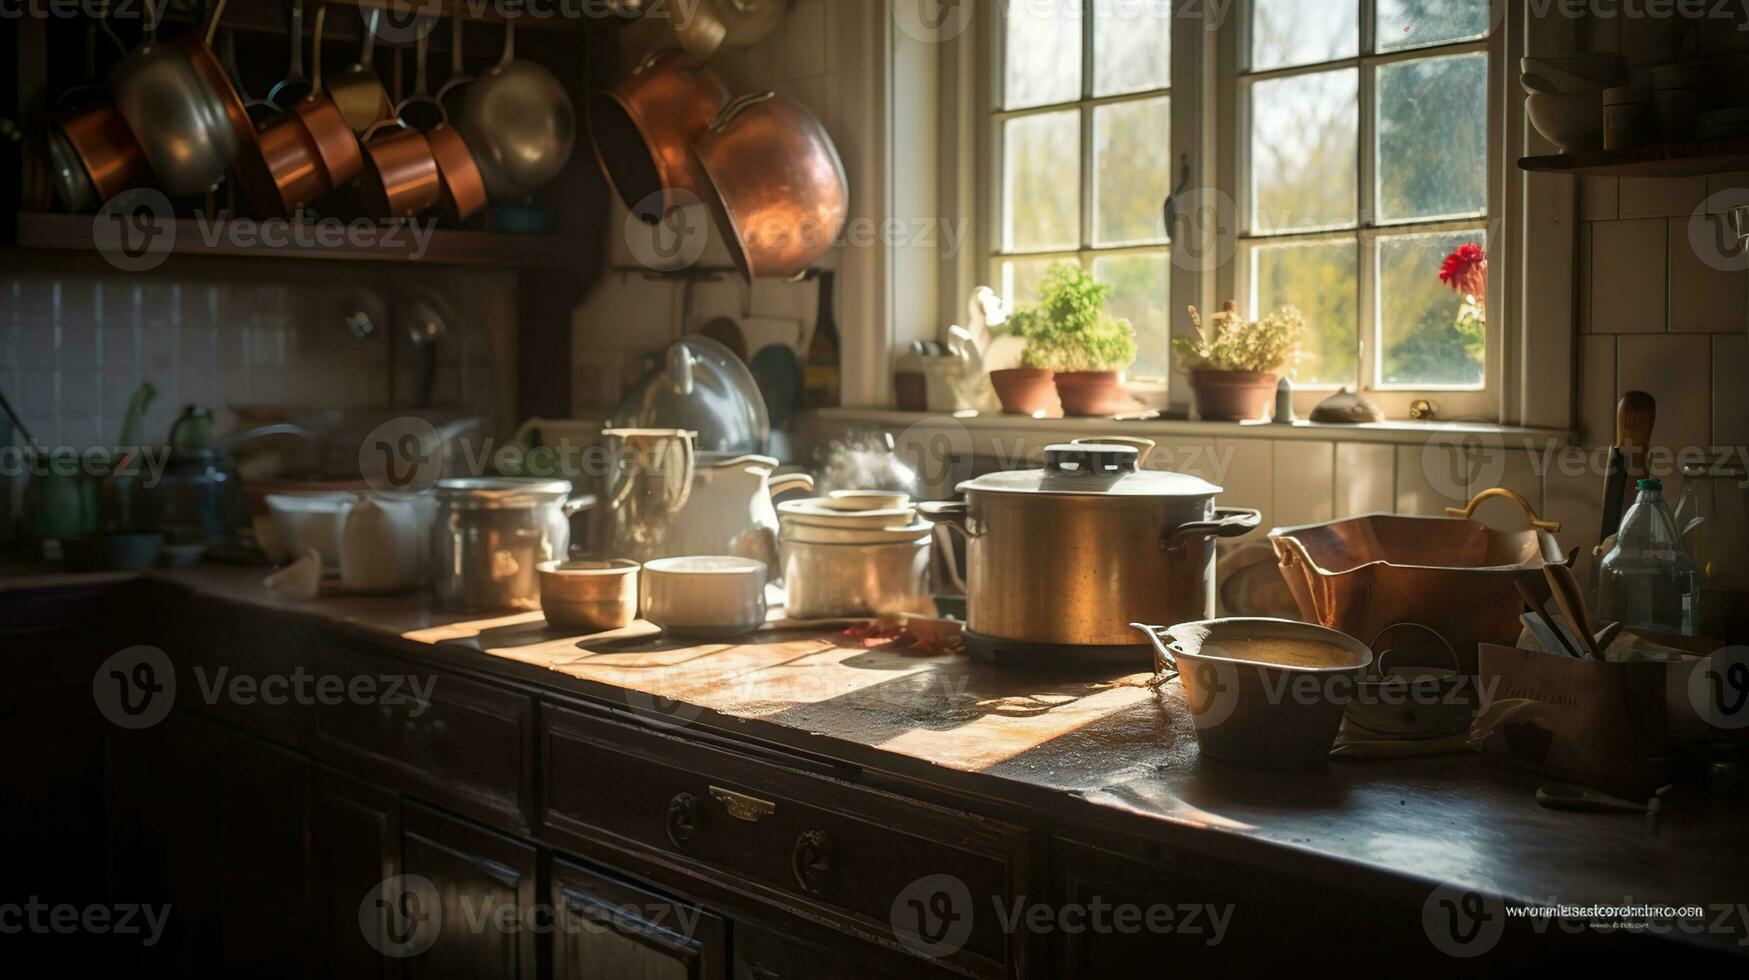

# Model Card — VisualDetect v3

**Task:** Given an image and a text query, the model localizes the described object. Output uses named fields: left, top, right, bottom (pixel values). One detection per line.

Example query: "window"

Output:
left=982, top=0, right=1501, bottom=410
left=989, top=0, right=1175, bottom=380
left=1240, top=0, right=1494, bottom=399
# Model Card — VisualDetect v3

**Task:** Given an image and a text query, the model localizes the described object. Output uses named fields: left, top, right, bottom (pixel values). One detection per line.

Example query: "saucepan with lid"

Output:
left=922, top=441, right=1260, bottom=666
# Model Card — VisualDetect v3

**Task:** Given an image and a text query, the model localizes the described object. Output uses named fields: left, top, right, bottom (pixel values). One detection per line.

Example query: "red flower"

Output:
left=1439, top=243, right=1487, bottom=298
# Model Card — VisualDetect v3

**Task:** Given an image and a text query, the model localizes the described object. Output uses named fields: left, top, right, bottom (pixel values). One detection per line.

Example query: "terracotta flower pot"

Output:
left=1053, top=370, right=1127, bottom=417
left=989, top=367, right=1059, bottom=416
left=1189, top=369, right=1279, bottom=421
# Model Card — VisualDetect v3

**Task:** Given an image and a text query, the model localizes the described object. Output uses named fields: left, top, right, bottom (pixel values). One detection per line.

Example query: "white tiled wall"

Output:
left=571, top=0, right=850, bottom=412
left=0, top=261, right=516, bottom=452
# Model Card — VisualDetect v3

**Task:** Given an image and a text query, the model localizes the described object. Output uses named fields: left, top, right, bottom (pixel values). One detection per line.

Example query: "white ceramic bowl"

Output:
left=265, top=493, right=357, bottom=568
left=824, top=490, right=912, bottom=512
left=640, top=556, right=769, bottom=637
left=1526, top=89, right=1603, bottom=153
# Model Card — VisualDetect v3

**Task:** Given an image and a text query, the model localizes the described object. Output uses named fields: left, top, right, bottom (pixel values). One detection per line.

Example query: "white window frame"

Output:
left=1229, top=0, right=1505, bottom=419
left=968, top=0, right=1536, bottom=424
left=982, top=0, right=1178, bottom=385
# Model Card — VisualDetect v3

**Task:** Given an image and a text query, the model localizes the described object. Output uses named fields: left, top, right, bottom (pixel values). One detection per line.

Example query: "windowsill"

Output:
left=803, top=408, right=1575, bottom=449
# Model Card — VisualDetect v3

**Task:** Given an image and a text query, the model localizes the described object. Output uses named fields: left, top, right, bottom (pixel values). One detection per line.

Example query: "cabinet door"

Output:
left=401, top=801, right=538, bottom=980
left=551, top=858, right=727, bottom=980
left=310, top=766, right=402, bottom=979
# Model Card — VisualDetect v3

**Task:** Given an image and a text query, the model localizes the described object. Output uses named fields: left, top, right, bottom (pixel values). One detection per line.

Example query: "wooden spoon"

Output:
left=1544, top=564, right=1605, bottom=660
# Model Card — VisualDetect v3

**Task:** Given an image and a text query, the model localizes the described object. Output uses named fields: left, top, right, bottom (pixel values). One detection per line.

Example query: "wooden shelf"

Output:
left=1519, top=137, right=1749, bottom=178
left=6, top=212, right=588, bottom=269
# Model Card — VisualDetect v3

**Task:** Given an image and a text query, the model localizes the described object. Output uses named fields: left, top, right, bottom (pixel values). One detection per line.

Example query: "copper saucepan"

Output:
left=52, top=16, right=148, bottom=211
left=588, top=48, right=728, bottom=221
left=688, top=91, right=848, bottom=280
left=392, top=20, right=484, bottom=224
left=359, top=121, right=441, bottom=219
left=241, top=4, right=364, bottom=216
left=327, top=7, right=395, bottom=135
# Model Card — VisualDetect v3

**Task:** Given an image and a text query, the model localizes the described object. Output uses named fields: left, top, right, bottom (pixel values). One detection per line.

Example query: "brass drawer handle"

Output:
left=709, top=785, right=775, bottom=823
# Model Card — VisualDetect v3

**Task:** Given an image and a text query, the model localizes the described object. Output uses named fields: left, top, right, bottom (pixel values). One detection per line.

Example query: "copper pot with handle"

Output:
left=588, top=48, right=729, bottom=220
left=922, top=441, right=1261, bottom=665
left=689, top=91, right=847, bottom=280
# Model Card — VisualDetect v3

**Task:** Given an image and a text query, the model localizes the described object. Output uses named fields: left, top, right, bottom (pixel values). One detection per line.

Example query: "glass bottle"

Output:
left=1597, top=479, right=1700, bottom=636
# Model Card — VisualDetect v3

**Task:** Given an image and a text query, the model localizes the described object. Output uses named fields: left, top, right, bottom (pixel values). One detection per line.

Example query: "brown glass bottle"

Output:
left=803, top=271, right=841, bottom=408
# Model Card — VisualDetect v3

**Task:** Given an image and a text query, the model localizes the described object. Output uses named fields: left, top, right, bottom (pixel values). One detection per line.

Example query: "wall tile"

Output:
left=1577, top=222, right=1594, bottom=332
left=1543, top=463, right=1607, bottom=590
left=1467, top=448, right=1544, bottom=530
left=1396, top=443, right=1470, bottom=516
left=1617, top=333, right=1713, bottom=461
left=1271, top=441, right=1334, bottom=529
left=1216, top=438, right=1273, bottom=542
left=1334, top=442, right=1394, bottom=518
left=1577, top=334, right=1617, bottom=448
left=1579, top=177, right=1617, bottom=221
left=1618, top=177, right=1707, bottom=219
left=1589, top=218, right=1668, bottom=333
left=1715, top=335, right=1749, bottom=452
left=1669, top=214, right=1749, bottom=333
left=785, top=0, right=829, bottom=79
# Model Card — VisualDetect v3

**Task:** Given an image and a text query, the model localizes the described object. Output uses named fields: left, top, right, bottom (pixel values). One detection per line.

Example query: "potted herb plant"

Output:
left=995, top=263, right=1138, bottom=416
left=1173, top=301, right=1304, bottom=421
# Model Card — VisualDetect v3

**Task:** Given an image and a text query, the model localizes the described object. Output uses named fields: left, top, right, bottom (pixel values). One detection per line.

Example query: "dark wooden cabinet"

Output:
left=401, top=801, right=539, bottom=980
left=733, top=924, right=959, bottom=980
left=551, top=857, right=728, bottom=980
left=310, top=765, right=403, bottom=979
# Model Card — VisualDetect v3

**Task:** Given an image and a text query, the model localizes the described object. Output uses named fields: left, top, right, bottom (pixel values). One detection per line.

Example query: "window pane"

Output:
left=1377, top=0, right=1490, bottom=52
left=1378, top=230, right=1486, bottom=387
left=1250, top=240, right=1358, bottom=386
left=1094, top=96, right=1170, bottom=246
left=1005, top=0, right=1082, bottom=109
left=1003, top=111, right=1081, bottom=251
left=1093, top=253, right=1169, bottom=379
left=1377, top=53, right=1488, bottom=222
left=1094, top=0, right=1171, bottom=96
left=1250, top=69, right=1358, bottom=234
left=1000, top=257, right=1062, bottom=312
left=1251, top=0, right=1357, bottom=71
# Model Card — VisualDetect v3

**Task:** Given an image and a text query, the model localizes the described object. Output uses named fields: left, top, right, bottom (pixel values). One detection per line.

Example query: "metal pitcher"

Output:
left=597, top=428, right=698, bottom=561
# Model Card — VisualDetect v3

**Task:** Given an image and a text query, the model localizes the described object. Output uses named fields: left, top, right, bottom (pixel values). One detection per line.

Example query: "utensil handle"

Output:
left=287, top=0, right=305, bottom=78
left=1444, top=486, right=1562, bottom=533
left=1129, top=623, right=1179, bottom=674
left=768, top=473, right=814, bottom=497
left=310, top=4, right=326, bottom=93
left=918, top=500, right=975, bottom=539
left=1161, top=506, right=1261, bottom=550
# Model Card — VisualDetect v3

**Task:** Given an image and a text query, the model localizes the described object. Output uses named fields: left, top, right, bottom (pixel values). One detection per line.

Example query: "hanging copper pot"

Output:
left=358, top=122, right=441, bottom=219
left=237, top=4, right=363, bottom=216
left=688, top=92, right=847, bottom=280
left=588, top=48, right=728, bottom=221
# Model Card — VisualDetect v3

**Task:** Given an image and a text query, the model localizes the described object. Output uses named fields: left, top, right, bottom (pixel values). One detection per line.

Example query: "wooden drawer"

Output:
left=734, top=924, right=960, bottom=980
left=310, top=638, right=533, bottom=829
left=540, top=703, right=1030, bottom=979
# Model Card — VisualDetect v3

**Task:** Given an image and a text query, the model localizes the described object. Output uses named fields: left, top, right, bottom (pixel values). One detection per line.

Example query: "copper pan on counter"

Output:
left=689, top=91, right=847, bottom=280
left=589, top=48, right=729, bottom=221
left=1268, top=488, right=1569, bottom=676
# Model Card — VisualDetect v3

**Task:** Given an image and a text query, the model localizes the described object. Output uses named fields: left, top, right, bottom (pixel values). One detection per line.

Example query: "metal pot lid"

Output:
left=957, top=443, right=1222, bottom=498
left=436, top=477, right=573, bottom=508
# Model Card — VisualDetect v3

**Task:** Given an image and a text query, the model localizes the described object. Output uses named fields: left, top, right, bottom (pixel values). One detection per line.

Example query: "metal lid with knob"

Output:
left=954, top=442, right=1222, bottom=498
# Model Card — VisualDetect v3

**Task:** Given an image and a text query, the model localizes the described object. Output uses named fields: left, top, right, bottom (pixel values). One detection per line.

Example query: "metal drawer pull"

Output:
left=791, top=829, right=833, bottom=895
left=709, top=785, right=776, bottom=822
left=666, top=792, right=701, bottom=847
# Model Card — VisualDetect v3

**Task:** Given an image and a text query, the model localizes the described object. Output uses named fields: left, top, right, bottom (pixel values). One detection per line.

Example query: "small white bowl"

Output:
left=824, top=490, right=912, bottom=512
left=640, top=556, right=769, bottom=638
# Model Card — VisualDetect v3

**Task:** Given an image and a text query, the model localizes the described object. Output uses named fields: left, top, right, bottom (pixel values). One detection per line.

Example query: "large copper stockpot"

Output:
left=589, top=48, right=729, bottom=221
left=689, top=91, right=847, bottom=280
left=923, top=442, right=1261, bottom=665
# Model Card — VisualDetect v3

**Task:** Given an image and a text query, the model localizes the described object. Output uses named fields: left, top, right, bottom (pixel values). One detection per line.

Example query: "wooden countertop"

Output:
left=9, top=563, right=1749, bottom=934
